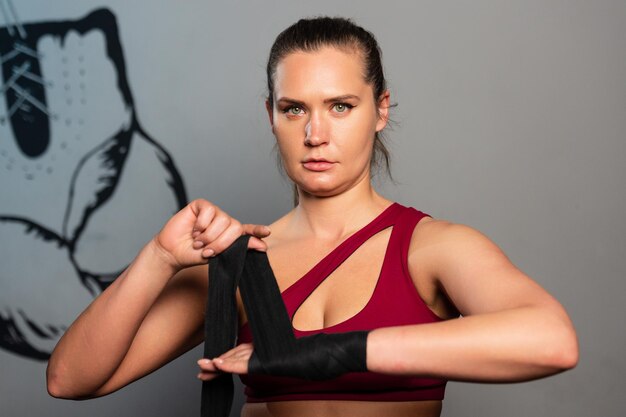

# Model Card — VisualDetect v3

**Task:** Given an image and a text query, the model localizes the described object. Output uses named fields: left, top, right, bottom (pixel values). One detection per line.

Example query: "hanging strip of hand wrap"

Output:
left=200, top=235, right=248, bottom=417
left=201, top=235, right=368, bottom=417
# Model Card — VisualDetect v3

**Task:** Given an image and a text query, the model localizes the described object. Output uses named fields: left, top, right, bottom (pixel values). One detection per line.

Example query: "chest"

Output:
left=266, top=227, right=398, bottom=331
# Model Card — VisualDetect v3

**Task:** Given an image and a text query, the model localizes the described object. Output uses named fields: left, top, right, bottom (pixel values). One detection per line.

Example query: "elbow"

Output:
left=46, top=369, right=72, bottom=399
left=543, top=324, right=579, bottom=373
left=530, top=303, right=579, bottom=374
left=46, top=367, right=77, bottom=400
left=46, top=364, right=97, bottom=400
left=47, top=380, right=72, bottom=400
left=556, top=332, right=579, bottom=371
left=46, top=380, right=97, bottom=401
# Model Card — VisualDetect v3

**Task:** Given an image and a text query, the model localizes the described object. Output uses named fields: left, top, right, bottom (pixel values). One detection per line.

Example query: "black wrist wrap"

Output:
left=201, top=235, right=369, bottom=417
left=248, top=331, right=368, bottom=380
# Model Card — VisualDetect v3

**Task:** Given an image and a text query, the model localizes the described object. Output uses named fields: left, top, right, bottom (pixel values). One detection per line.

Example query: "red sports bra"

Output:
left=237, top=202, right=447, bottom=402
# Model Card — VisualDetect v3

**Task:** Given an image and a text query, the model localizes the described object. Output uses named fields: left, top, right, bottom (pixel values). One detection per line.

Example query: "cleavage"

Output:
left=273, top=227, right=393, bottom=332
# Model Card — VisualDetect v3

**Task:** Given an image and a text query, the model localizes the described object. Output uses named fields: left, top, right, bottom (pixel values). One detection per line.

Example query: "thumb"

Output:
left=247, top=236, right=268, bottom=252
left=242, top=224, right=271, bottom=239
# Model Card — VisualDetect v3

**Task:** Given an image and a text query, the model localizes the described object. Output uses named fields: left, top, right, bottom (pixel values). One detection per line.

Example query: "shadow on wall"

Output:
left=0, top=6, right=187, bottom=360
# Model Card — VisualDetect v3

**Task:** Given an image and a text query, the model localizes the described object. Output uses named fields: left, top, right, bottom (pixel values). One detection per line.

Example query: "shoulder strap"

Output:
left=392, top=207, right=431, bottom=279
left=285, top=203, right=404, bottom=313
left=396, top=207, right=430, bottom=249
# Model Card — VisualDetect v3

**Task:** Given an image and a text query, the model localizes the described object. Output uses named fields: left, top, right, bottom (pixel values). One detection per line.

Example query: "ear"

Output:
left=265, top=99, right=274, bottom=128
left=375, top=90, right=391, bottom=132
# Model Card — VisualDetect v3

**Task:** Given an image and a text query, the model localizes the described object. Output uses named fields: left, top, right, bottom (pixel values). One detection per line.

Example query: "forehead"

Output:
left=274, top=47, right=371, bottom=98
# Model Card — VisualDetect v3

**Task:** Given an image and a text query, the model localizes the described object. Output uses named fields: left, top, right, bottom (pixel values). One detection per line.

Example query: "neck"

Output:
left=290, top=175, right=392, bottom=241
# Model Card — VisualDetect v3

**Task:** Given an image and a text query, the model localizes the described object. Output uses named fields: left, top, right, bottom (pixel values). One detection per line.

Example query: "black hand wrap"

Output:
left=248, top=331, right=369, bottom=380
left=200, top=235, right=369, bottom=417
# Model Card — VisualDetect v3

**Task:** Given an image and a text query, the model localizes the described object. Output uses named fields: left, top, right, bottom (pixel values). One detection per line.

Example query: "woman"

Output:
left=47, top=17, right=578, bottom=417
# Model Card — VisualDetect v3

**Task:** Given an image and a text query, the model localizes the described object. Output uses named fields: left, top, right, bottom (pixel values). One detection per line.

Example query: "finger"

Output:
left=195, top=213, right=231, bottom=249
left=247, top=236, right=268, bottom=252
left=242, top=224, right=271, bottom=238
left=197, top=357, right=224, bottom=381
left=203, top=221, right=244, bottom=255
left=213, top=356, right=250, bottom=375
left=197, top=358, right=219, bottom=372
left=217, top=343, right=253, bottom=361
left=192, top=201, right=217, bottom=234
left=197, top=370, right=221, bottom=381
left=214, top=343, right=253, bottom=375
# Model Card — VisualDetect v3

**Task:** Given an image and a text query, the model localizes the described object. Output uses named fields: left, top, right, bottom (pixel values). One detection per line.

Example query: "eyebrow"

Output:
left=276, top=94, right=361, bottom=106
left=323, top=94, right=360, bottom=103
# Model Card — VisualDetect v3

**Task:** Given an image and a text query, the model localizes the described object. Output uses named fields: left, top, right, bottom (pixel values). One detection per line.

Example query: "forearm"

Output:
left=46, top=239, right=179, bottom=398
left=367, top=305, right=578, bottom=383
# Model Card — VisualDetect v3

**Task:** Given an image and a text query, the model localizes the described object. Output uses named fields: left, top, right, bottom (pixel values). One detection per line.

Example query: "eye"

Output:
left=284, top=106, right=304, bottom=115
left=332, top=103, right=353, bottom=113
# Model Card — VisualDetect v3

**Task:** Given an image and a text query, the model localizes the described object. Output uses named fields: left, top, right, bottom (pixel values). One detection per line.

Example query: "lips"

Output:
left=302, top=159, right=335, bottom=171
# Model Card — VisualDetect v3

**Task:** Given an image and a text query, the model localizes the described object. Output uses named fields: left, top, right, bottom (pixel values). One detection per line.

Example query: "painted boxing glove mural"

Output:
left=0, top=6, right=187, bottom=360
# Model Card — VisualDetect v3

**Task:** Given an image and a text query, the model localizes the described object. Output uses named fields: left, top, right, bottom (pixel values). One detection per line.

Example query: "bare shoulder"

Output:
left=409, top=217, right=559, bottom=316
left=410, top=216, right=496, bottom=249
left=411, top=217, right=509, bottom=265
left=406, top=217, right=479, bottom=319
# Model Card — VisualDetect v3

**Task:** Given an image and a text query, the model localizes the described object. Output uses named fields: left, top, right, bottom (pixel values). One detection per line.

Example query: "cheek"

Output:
left=273, top=118, right=309, bottom=157
left=274, top=135, right=300, bottom=170
left=274, top=118, right=304, bottom=143
left=335, top=116, right=376, bottom=158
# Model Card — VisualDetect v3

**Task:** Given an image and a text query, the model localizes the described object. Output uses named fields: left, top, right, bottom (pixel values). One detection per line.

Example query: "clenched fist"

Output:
left=151, top=199, right=270, bottom=271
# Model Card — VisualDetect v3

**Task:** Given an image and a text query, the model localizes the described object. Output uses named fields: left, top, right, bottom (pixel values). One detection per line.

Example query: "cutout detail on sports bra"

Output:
left=290, top=226, right=393, bottom=332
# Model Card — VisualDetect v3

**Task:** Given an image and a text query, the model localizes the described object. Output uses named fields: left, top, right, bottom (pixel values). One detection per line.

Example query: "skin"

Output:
left=201, top=47, right=579, bottom=416
left=47, top=46, right=578, bottom=417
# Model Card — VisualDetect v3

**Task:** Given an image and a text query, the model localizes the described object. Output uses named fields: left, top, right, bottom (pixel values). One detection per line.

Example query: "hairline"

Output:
left=268, top=41, right=372, bottom=105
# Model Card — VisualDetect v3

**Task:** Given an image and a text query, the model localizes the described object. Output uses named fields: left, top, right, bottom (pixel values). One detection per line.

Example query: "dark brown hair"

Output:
left=266, top=17, right=394, bottom=205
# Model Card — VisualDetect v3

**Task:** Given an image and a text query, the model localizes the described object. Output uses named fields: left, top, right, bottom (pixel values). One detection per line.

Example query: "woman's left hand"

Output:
left=197, top=343, right=253, bottom=380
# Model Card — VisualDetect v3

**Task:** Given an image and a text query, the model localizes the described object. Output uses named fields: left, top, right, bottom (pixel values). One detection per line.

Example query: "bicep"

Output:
left=94, top=264, right=208, bottom=396
left=414, top=222, right=563, bottom=317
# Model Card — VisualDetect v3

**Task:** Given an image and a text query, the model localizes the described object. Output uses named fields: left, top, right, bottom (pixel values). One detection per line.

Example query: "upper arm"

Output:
left=410, top=220, right=566, bottom=318
left=94, top=264, right=208, bottom=396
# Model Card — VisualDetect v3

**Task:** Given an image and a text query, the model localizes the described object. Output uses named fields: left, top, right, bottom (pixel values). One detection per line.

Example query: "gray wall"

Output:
left=0, top=0, right=624, bottom=416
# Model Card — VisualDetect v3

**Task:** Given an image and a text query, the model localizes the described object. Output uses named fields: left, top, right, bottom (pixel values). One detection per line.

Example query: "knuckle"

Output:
left=203, top=205, right=216, bottom=220
left=214, top=213, right=229, bottom=226
left=200, top=202, right=215, bottom=214
left=232, top=221, right=243, bottom=234
left=197, top=199, right=218, bottom=213
left=206, top=216, right=225, bottom=233
left=207, top=241, right=225, bottom=255
left=192, top=198, right=207, bottom=207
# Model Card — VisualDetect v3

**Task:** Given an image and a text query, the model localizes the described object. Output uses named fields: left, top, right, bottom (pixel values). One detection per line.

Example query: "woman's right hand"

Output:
left=151, top=199, right=271, bottom=271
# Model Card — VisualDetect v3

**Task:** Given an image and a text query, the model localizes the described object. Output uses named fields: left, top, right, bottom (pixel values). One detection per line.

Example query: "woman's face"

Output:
left=268, top=46, right=389, bottom=198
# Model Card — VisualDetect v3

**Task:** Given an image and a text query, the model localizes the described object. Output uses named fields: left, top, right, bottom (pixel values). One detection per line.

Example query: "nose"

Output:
left=304, top=111, right=329, bottom=146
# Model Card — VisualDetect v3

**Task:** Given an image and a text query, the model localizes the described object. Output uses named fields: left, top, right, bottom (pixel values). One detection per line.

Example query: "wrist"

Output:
left=249, top=330, right=369, bottom=380
left=365, top=327, right=403, bottom=375
left=146, top=236, right=182, bottom=275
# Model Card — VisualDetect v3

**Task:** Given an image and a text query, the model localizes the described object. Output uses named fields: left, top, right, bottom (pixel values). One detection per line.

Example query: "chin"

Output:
left=297, top=180, right=349, bottom=198
left=288, top=165, right=362, bottom=197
